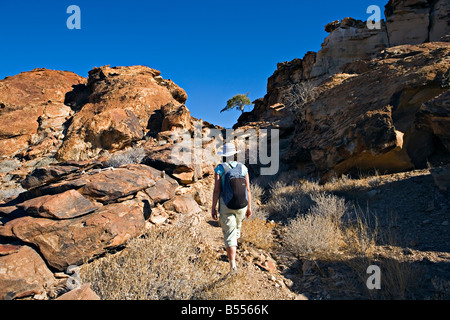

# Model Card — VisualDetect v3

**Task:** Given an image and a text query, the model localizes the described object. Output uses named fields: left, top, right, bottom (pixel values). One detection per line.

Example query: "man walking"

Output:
left=211, top=142, right=252, bottom=274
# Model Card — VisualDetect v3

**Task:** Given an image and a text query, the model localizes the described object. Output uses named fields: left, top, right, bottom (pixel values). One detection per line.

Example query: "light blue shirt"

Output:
left=214, top=161, right=248, bottom=176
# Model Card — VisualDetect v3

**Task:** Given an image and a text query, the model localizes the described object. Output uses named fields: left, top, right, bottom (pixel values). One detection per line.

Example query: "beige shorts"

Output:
left=219, top=197, right=247, bottom=248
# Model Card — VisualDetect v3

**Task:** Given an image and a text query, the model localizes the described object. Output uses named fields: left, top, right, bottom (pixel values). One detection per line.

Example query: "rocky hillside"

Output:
left=0, top=65, right=220, bottom=299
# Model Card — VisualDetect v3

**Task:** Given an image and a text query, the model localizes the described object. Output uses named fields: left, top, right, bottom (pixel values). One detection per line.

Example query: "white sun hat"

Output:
left=217, top=142, right=240, bottom=157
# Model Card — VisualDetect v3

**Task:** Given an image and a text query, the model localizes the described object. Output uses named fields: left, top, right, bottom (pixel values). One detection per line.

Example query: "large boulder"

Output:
left=0, top=69, right=86, bottom=201
left=163, top=194, right=202, bottom=215
left=415, top=90, right=450, bottom=152
left=144, top=178, right=178, bottom=203
left=0, top=68, right=83, bottom=111
left=77, top=166, right=157, bottom=203
left=17, top=189, right=100, bottom=220
left=56, top=65, right=188, bottom=161
left=20, top=160, right=102, bottom=190
left=0, top=68, right=85, bottom=160
left=142, top=124, right=219, bottom=185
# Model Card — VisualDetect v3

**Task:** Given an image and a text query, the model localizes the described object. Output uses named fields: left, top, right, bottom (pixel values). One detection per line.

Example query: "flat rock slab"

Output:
left=21, top=164, right=178, bottom=205
left=0, top=245, right=57, bottom=300
left=21, top=165, right=80, bottom=190
left=0, top=203, right=145, bottom=271
left=18, top=189, right=99, bottom=219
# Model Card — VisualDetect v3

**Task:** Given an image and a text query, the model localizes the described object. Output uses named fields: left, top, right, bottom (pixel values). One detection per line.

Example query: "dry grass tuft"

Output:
left=342, top=206, right=378, bottom=259
left=263, top=181, right=316, bottom=221
left=81, top=223, right=224, bottom=300
left=0, top=186, right=26, bottom=202
left=104, top=147, right=146, bottom=168
left=241, top=217, right=275, bottom=250
left=264, top=174, right=427, bottom=299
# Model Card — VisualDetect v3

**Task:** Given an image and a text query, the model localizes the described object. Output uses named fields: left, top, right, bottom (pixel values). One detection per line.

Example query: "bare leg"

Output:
left=226, top=246, right=237, bottom=270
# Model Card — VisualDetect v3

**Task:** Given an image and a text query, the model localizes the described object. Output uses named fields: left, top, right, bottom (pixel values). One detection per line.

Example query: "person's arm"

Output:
left=211, top=172, right=221, bottom=220
left=245, top=172, right=252, bottom=219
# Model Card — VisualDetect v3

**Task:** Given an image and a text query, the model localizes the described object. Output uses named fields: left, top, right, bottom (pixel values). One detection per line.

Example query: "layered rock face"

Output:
left=0, top=161, right=204, bottom=298
left=235, top=0, right=450, bottom=180
left=286, top=43, right=450, bottom=179
left=311, top=18, right=390, bottom=79
left=385, top=0, right=450, bottom=45
left=240, top=43, right=450, bottom=180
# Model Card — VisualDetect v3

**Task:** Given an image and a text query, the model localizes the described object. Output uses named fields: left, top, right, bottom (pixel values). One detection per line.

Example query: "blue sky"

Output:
left=0, top=0, right=387, bottom=128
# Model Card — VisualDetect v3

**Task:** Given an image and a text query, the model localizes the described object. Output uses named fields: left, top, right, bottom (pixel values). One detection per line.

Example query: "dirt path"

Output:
left=195, top=204, right=302, bottom=300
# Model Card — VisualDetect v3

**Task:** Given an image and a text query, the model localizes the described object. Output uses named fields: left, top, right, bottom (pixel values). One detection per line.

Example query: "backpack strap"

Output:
left=219, top=162, right=230, bottom=189
left=221, top=162, right=231, bottom=174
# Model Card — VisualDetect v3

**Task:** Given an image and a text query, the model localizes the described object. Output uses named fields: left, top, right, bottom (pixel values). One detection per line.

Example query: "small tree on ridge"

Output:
left=220, top=94, right=252, bottom=114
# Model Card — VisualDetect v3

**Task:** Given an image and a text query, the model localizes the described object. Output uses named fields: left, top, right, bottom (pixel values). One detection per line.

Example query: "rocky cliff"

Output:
left=385, top=0, right=450, bottom=45
left=287, top=43, right=450, bottom=179
left=234, top=0, right=450, bottom=180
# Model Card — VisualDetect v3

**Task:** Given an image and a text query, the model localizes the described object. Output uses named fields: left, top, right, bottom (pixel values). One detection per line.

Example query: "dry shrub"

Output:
left=284, top=213, right=339, bottom=258
left=241, top=217, right=275, bottom=250
left=284, top=80, right=321, bottom=111
left=282, top=193, right=347, bottom=259
left=249, top=183, right=263, bottom=211
left=80, top=223, right=221, bottom=300
left=264, top=181, right=316, bottom=221
left=0, top=186, right=26, bottom=202
left=104, top=147, right=146, bottom=168
left=322, top=173, right=382, bottom=197
left=309, top=193, right=348, bottom=224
